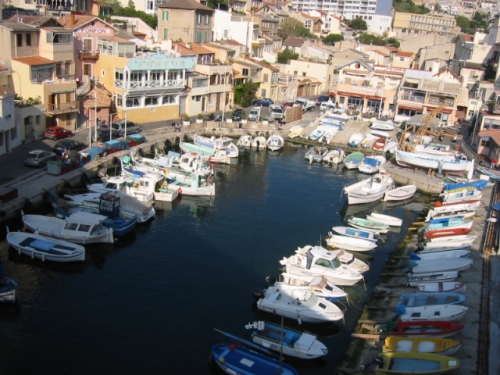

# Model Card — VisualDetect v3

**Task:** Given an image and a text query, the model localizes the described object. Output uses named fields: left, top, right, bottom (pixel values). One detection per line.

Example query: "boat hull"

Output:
left=375, top=352, right=460, bottom=375
left=389, top=321, right=464, bottom=338
left=384, top=185, right=417, bottom=201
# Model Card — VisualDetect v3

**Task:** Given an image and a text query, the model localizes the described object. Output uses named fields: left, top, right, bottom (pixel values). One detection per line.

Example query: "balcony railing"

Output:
left=401, top=95, right=425, bottom=103
left=79, top=50, right=100, bottom=60
left=428, top=97, right=454, bottom=106
left=46, top=101, right=79, bottom=114
left=114, top=79, right=184, bottom=89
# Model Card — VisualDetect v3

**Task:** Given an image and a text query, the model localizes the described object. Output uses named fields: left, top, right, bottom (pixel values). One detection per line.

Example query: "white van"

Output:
left=248, top=107, right=261, bottom=122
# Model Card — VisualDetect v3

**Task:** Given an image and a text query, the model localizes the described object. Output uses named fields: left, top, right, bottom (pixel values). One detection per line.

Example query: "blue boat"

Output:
left=443, top=180, right=488, bottom=191
left=399, top=292, right=466, bottom=308
left=428, top=217, right=468, bottom=230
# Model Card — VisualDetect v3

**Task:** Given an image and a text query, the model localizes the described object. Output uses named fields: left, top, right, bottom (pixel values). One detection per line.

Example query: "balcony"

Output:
left=196, top=64, right=232, bottom=76
left=114, top=79, right=184, bottom=90
left=428, top=96, right=454, bottom=106
left=46, top=101, right=79, bottom=114
left=79, top=50, right=100, bottom=60
left=400, top=94, right=425, bottom=103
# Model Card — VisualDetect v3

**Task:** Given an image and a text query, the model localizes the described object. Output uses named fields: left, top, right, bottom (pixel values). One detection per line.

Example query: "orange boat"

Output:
left=424, top=227, right=472, bottom=239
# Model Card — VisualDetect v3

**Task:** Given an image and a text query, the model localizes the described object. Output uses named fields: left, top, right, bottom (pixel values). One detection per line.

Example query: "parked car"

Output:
left=43, top=126, right=72, bottom=140
left=24, top=150, right=57, bottom=167
left=316, top=95, right=330, bottom=105
left=252, top=98, right=274, bottom=107
left=111, top=120, right=141, bottom=136
left=95, top=128, right=120, bottom=142
left=232, top=109, right=245, bottom=121
left=269, top=105, right=284, bottom=122
left=282, top=101, right=294, bottom=108
left=53, top=139, right=86, bottom=156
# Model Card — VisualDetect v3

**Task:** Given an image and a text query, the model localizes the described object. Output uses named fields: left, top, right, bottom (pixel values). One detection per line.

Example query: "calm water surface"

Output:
left=0, top=145, right=426, bottom=374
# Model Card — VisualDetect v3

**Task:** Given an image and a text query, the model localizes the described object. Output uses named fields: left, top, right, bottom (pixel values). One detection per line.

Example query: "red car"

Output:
left=282, top=101, right=294, bottom=108
left=44, top=126, right=72, bottom=140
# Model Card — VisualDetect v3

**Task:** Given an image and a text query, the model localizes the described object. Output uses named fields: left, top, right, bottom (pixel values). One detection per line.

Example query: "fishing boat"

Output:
left=358, top=156, right=386, bottom=174
left=122, top=172, right=180, bottom=202
left=276, top=273, right=348, bottom=301
left=396, top=149, right=473, bottom=173
left=251, top=135, right=267, bottom=149
left=178, top=142, right=234, bottom=164
left=211, top=343, right=299, bottom=375
left=410, top=250, right=470, bottom=261
left=331, top=226, right=379, bottom=242
left=423, top=227, right=472, bottom=239
left=295, top=245, right=370, bottom=273
left=382, top=337, right=461, bottom=356
left=236, top=134, right=253, bottom=147
left=439, top=189, right=482, bottom=205
left=443, top=180, right=488, bottom=191
left=406, top=258, right=473, bottom=274
left=416, top=282, right=466, bottom=294
left=407, top=271, right=459, bottom=286
left=388, top=321, right=464, bottom=338
left=22, top=211, right=114, bottom=244
left=384, top=185, right=417, bottom=202
left=193, top=134, right=239, bottom=157
left=288, top=125, right=304, bottom=139
left=6, top=228, right=85, bottom=262
left=325, top=233, right=377, bottom=252
left=244, top=321, right=328, bottom=359
left=374, top=352, right=459, bottom=375
left=266, top=134, right=284, bottom=151
left=254, top=284, right=344, bottom=323
left=366, top=213, right=402, bottom=227
left=343, top=173, right=395, bottom=205
left=347, top=217, right=390, bottom=234
left=323, top=148, right=345, bottom=165
left=343, top=151, right=365, bottom=169
left=279, top=246, right=363, bottom=286
left=0, top=265, right=18, bottom=303
left=399, top=292, right=466, bottom=307
left=397, top=304, right=468, bottom=322
left=304, top=146, right=329, bottom=163
left=370, top=120, right=395, bottom=131
left=309, top=127, right=325, bottom=141
left=348, top=132, right=364, bottom=147
left=427, top=217, right=473, bottom=231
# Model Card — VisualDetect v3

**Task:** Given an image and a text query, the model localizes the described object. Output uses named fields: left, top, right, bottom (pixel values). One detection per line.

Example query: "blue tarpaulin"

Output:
left=444, top=180, right=488, bottom=191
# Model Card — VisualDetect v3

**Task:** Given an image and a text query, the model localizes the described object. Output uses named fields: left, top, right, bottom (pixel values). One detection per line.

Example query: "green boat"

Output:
left=347, top=217, right=390, bottom=234
left=343, top=151, right=365, bottom=169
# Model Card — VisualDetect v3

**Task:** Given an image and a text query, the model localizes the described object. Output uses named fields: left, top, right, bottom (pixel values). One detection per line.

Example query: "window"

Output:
left=147, top=0, right=154, bottom=10
left=399, top=57, right=405, bottom=61
left=196, top=31, right=202, bottom=43
left=481, top=139, right=490, bottom=147
left=31, top=65, right=53, bottom=83
left=197, top=13, right=202, bottom=25
left=115, top=68, right=124, bottom=81
left=205, top=14, right=210, bottom=25
left=162, top=95, right=176, bottom=104
left=261, top=89, right=266, bottom=97
left=302, top=72, right=306, bottom=77
left=263, top=73, right=269, bottom=82
left=126, top=96, right=141, bottom=107
left=26, top=34, right=31, bottom=46
left=36, top=115, right=40, bottom=124
left=47, top=32, right=71, bottom=44
left=242, top=68, right=249, bottom=76
left=115, top=94, right=123, bottom=107
left=163, top=28, right=169, bottom=40
left=162, top=11, right=169, bottom=21
left=204, top=31, right=208, bottom=43
left=145, top=96, right=159, bottom=106
left=193, top=79, right=208, bottom=87
left=16, top=34, right=22, bottom=47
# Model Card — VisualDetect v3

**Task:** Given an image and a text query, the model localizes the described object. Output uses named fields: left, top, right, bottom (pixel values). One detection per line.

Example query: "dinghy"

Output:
left=295, top=245, right=370, bottom=273
left=418, top=243, right=471, bottom=252
left=6, top=229, right=85, bottom=263
left=331, top=226, right=379, bottom=242
left=397, top=304, right=468, bottom=322
left=244, top=321, right=328, bottom=359
left=423, top=227, right=472, bottom=239
left=366, top=213, right=403, bottom=227
left=399, top=292, right=466, bottom=307
left=348, top=132, right=364, bottom=147
left=358, top=155, right=386, bottom=174
left=288, top=125, right=304, bottom=139
left=236, top=134, right=253, bottom=147
left=383, top=337, right=461, bottom=356
left=384, top=185, right=417, bottom=202
left=426, top=209, right=476, bottom=221
left=266, top=134, right=284, bottom=151
left=370, top=120, right=395, bottom=131
left=343, top=173, right=395, bottom=205
left=277, top=273, right=348, bottom=301
left=304, top=146, right=329, bottom=163
left=323, top=148, right=345, bottom=164
left=407, top=271, right=459, bottom=286
left=406, top=258, right=473, bottom=274
left=416, top=282, right=466, bottom=294
left=387, top=321, right=464, bottom=338
left=424, top=234, right=477, bottom=245
left=348, top=217, right=390, bottom=234
left=375, top=352, right=459, bottom=375
left=411, top=250, right=470, bottom=260
left=309, top=127, right=325, bottom=141
left=325, top=233, right=377, bottom=252
left=343, top=151, right=365, bottom=169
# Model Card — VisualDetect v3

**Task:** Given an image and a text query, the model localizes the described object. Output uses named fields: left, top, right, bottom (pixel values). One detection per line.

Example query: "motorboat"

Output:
left=279, top=245, right=363, bottom=286
left=325, top=233, right=377, bottom=252
left=395, top=150, right=473, bottom=173
left=406, top=258, right=473, bottom=274
left=414, top=143, right=455, bottom=158
left=22, top=211, right=114, bottom=244
left=295, top=245, right=369, bottom=273
left=348, top=217, right=390, bottom=234
left=439, top=189, right=482, bottom=205
left=178, top=142, right=234, bottom=164
left=305, top=146, right=329, bottom=163
left=407, top=271, right=459, bottom=286
left=288, top=125, right=304, bottom=139
left=366, top=213, right=402, bottom=227
left=251, top=135, right=267, bottom=149
left=383, top=337, right=461, bottom=356
left=426, top=217, right=473, bottom=231
left=193, top=134, right=239, bottom=157
left=358, top=155, right=386, bottom=174
left=348, top=132, right=364, bottom=147
left=244, top=321, right=328, bottom=359
left=331, top=226, right=379, bottom=243
left=397, top=304, right=468, bottom=322
left=370, top=120, right=395, bottom=131
left=236, top=134, right=253, bottom=147
left=374, top=352, right=460, bottom=375
left=384, top=185, right=417, bottom=202
left=6, top=228, right=85, bottom=262
left=415, top=282, right=466, bottom=294
left=427, top=202, right=480, bottom=220
left=343, top=172, right=395, bottom=205
left=343, top=151, right=365, bottom=170
left=387, top=321, right=464, bottom=338
left=0, top=265, right=18, bottom=303
left=399, top=292, right=466, bottom=307
left=277, top=273, right=348, bottom=301
left=411, top=250, right=470, bottom=261
left=167, top=171, right=216, bottom=197
left=309, top=127, right=325, bottom=141
left=88, top=174, right=156, bottom=202
left=266, top=134, right=284, bottom=151
left=211, top=343, right=299, bottom=375
left=323, top=148, right=345, bottom=165
left=254, top=284, right=344, bottom=323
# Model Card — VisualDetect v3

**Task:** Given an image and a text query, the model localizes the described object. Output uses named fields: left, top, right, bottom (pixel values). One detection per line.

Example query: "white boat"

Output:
left=370, top=120, right=395, bottom=131
left=384, top=185, right=417, bottom=202
left=6, top=229, right=85, bottom=262
left=295, top=245, right=369, bottom=273
left=279, top=246, right=363, bottom=286
left=347, top=217, right=390, bottom=234
left=331, top=226, right=379, bottom=242
left=316, top=125, right=339, bottom=144
left=193, top=134, right=239, bottom=157
left=120, top=171, right=180, bottom=202
left=398, top=304, right=468, bottom=322
left=325, top=233, right=377, bottom=252
left=366, top=213, right=402, bottom=227
left=251, top=135, right=267, bottom=149
left=348, top=133, right=364, bottom=147
left=288, top=125, right=304, bottom=139
left=414, top=144, right=455, bottom=158
left=360, top=133, right=378, bottom=148
left=428, top=202, right=480, bottom=219
left=244, top=321, right=328, bottom=360
left=422, top=234, right=477, bottom=248
left=396, top=149, right=473, bottom=173
left=343, top=172, right=395, bottom=205
left=440, top=189, right=482, bottom=205
left=416, top=282, right=467, bottom=294
left=384, top=141, right=398, bottom=153
left=266, top=134, right=284, bottom=151
left=236, top=134, right=253, bottom=147
left=0, top=273, right=17, bottom=303
left=254, top=284, right=344, bottom=323
left=426, top=209, right=476, bottom=221
left=305, top=146, right=329, bottom=163
left=309, top=127, right=325, bottom=141
left=323, top=148, right=345, bottom=165
left=411, top=250, right=470, bottom=261
left=408, top=271, right=459, bottom=286
left=358, top=155, right=386, bottom=174
left=88, top=174, right=155, bottom=203
left=22, top=211, right=114, bottom=244
left=407, top=258, right=473, bottom=274
left=418, top=243, right=471, bottom=252
left=277, top=273, right=348, bottom=301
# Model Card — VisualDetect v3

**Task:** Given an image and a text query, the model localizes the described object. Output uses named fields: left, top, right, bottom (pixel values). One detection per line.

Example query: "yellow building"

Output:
left=393, top=12, right=460, bottom=37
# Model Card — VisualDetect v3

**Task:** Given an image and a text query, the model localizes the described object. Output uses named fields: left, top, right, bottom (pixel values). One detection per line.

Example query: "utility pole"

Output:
left=93, top=76, right=98, bottom=143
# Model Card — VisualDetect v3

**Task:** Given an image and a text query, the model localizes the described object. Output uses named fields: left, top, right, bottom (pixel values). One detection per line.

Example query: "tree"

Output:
left=347, top=17, right=368, bottom=31
left=278, top=18, right=316, bottom=40
left=455, top=15, right=470, bottom=33
left=323, top=33, right=344, bottom=46
left=277, top=48, right=299, bottom=64
left=234, top=79, right=260, bottom=107
left=356, top=33, right=387, bottom=46
left=386, top=37, right=400, bottom=48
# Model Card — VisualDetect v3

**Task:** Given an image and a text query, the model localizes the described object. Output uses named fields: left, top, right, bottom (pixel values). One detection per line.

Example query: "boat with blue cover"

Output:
left=443, top=180, right=488, bottom=191
left=331, top=226, right=379, bottom=242
left=399, top=292, right=466, bottom=307
left=427, top=217, right=473, bottom=231
left=375, top=352, right=459, bottom=374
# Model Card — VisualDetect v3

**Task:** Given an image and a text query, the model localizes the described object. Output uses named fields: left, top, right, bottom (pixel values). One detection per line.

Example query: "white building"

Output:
left=212, top=10, right=253, bottom=53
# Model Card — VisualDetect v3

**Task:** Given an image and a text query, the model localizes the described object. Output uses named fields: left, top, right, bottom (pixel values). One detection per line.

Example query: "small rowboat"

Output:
left=388, top=321, right=463, bottom=338
left=399, top=292, right=466, bottom=307
left=383, top=337, right=461, bottom=356
left=375, top=352, right=460, bottom=375
left=416, top=281, right=466, bottom=294
left=331, top=226, right=379, bottom=242
left=343, top=151, right=364, bottom=170
left=407, top=258, right=473, bottom=274
left=366, top=213, right=402, bottom=227
left=407, top=271, right=459, bottom=286
left=348, top=217, right=390, bottom=234
left=423, top=234, right=477, bottom=245
left=427, top=216, right=473, bottom=229
left=384, top=184, right=417, bottom=202
left=440, top=189, right=482, bottom=205
left=397, top=304, right=468, bottom=322
left=325, top=233, right=377, bottom=252
left=424, top=227, right=472, bottom=239
left=411, top=249, right=470, bottom=260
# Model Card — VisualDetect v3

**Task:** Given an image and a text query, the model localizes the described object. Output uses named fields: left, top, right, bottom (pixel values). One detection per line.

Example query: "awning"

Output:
left=337, top=91, right=364, bottom=98
left=50, top=89, right=76, bottom=94
left=398, top=105, right=422, bottom=111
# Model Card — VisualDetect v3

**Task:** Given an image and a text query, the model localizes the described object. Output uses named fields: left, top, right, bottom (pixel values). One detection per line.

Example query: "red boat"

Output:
left=435, top=199, right=482, bottom=207
left=424, top=227, right=472, bottom=239
left=389, top=321, right=464, bottom=338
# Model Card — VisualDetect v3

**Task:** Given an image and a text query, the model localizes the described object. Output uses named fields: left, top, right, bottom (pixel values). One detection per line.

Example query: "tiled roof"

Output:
left=222, top=39, right=244, bottom=47
left=82, top=87, right=112, bottom=109
left=373, top=50, right=390, bottom=57
left=395, top=51, right=414, bottom=57
left=0, top=85, right=15, bottom=97
left=175, top=42, right=215, bottom=55
left=97, top=35, right=135, bottom=44
left=56, top=15, right=96, bottom=29
left=11, top=56, right=56, bottom=65
left=283, top=36, right=304, bottom=47
left=158, top=0, right=213, bottom=11
left=246, top=57, right=279, bottom=72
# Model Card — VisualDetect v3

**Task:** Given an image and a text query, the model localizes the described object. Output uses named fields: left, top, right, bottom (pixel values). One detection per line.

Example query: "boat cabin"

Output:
left=99, top=193, right=121, bottom=219
left=303, top=247, right=343, bottom=270
left=63, top=212, right=107, bottom=236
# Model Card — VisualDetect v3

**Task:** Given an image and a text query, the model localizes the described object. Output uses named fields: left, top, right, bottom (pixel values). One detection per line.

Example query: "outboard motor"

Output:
left=253, top=289, right=266, bottom=301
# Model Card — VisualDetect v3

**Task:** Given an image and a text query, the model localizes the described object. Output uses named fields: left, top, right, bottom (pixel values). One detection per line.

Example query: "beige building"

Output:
left=393, top=12, right=460, bottom=37
left=392, top=51, right=415, bottom=69
left=158, top=0, right=213, bottom=44
left=245, top=57, right=279, bottom=102
left=279, top=59, right=330, bottom=95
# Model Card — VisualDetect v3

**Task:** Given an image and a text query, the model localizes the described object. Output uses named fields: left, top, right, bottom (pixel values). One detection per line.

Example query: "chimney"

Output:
left=70, top=12, right=76, bottom=27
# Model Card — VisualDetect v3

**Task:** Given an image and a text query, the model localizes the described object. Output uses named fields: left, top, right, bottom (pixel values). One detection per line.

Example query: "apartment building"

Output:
left=393, top=12, right=460, bottom=37
left=212, top=10, right=253, bottom=53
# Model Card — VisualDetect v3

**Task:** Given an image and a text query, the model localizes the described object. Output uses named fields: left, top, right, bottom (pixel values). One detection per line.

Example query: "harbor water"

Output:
left=0, top=145, right=427, bottom=374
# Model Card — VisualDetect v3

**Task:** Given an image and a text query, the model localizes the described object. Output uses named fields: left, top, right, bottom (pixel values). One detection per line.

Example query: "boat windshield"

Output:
left=298, top=291, right=318, bottom=307
left=315, top=257, right=342, bottom=269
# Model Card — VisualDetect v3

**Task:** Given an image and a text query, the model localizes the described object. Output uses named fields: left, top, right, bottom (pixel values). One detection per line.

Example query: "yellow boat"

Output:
left=383, top=337, right=461, bottom=356
left=375, top=352, right=459, bottom=374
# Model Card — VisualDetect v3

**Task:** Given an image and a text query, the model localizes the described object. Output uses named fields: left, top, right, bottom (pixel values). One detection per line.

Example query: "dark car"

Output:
left=316, top=95, right=330, bottom=105
left=282, top=101, right=294, bottom=108
left=252, top=98, right=274, bottom=107
left=43, top=126, right=72, bottom=140
left=95, top=128, right=120, bottom=142
left=24, top=150, right=57, bottom=167
left=53, top=139, right=86, bottom=156
left=232, top=109, right=244, bottom=121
